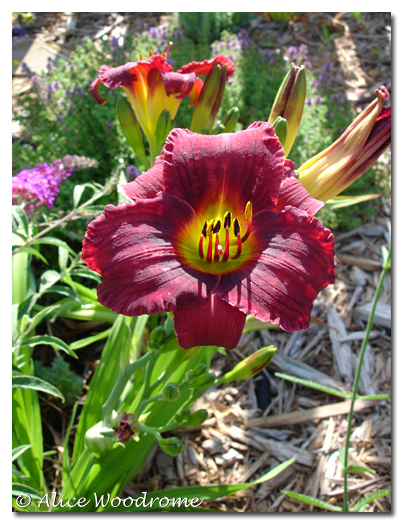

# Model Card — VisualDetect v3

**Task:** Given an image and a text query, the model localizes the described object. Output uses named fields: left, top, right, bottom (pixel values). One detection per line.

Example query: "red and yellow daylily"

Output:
left=83, top=122, right=336, bottom=350
left=90, top=48, right=235, bottom=157
left=298, top=86, right=391, bottom=202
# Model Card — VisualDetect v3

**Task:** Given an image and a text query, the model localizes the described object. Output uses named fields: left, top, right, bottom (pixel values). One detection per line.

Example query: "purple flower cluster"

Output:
left=12, top=155, right=98, bottom=215
left=284, top=44, right=312, bottom=70
left=125, top=164, right=140, bottom=182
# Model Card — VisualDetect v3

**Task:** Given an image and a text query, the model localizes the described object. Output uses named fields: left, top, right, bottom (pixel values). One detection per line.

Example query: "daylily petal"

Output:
left=161, top=71, right=196, bottom=99
left=90, top=78, right=107, bottom=105
left=162, top=122, right=285, bottom=217
left=99, top=63, right=138, bottom=88
left=188, top=77, right=204, bottom=107
left=216, top=206, right=335, bottom=332
left=178, top=55, right=235, bottom=77
left=173, top=294, right=246, bottom=349
left=274, top=159, right=324, bottom=215
left=118, top=156, right=164, bottom=202
left=82, top=193, right=219, bottom=316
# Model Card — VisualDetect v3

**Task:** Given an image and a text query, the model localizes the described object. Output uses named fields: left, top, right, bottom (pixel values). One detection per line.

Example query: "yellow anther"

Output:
left=139, top=53, right=144, bottom=60
left=245, top=201, right=252, bottom=221
left=161, top=51, right=166, bottom=58
left=148, top=49, right=153, bottom=57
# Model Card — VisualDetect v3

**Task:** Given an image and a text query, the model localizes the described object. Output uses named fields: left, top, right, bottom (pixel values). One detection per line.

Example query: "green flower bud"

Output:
left=220, top=106, right=239, bottom=133
left=147, top=340, right=160, bottom=354
left=268, top=63, right=306, bottom=157
left=150, top=325, right=166, bottom=345
left=191, top=372, right=217, bottom=389
left=185, top=369, right=196, bottom=383
left=190, top=62, right=227, bottom=133
left=155, top=109, right=172, bottom=150
left=220, top=346, right=277, bottom=383
left=186, top=409, right=209, bottom=427
left=159, top=437, right=184, bottom=457
left=116, top=96, right=147, bottom=162
left=162, top=382, right=181, bottom=402
left=174, top=408, right=191, bottom=425
left=193, top=363, right=208, bottom=377
left=84, top=421, right=114, bottom=457
left=272, top=116, right=288, bottom=147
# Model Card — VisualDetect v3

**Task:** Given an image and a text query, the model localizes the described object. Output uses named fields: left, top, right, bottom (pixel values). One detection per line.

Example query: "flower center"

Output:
left=198, top=201, right=253, bottom=265
left=175, top=201, right=256, bottom=276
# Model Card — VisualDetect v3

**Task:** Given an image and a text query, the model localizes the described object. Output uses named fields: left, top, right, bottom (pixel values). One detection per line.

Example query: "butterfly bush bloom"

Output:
left=90, top=48, right=234, bottom=146
left=298, top=86, right=391, bottom=202
left=83, top=122, right=336, bottom=349
left=12, top=155, right=97, bottom=215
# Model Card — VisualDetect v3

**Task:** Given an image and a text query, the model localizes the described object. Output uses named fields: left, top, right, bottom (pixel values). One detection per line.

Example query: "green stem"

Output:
left=137, top=353, right=158, bottom=413
left=343, top=244, right=391, bottom=512
left=101, top=353, right=150, bottom=426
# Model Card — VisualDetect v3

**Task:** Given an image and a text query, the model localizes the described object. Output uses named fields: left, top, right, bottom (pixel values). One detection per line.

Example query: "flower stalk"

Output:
left=342, top=244, right=391, bottom=511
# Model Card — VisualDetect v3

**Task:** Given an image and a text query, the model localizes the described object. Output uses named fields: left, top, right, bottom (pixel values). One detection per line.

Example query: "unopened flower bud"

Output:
left=185, top=369, right=196, bottom=383
left=150, top=325, right=166, bottom=345
left=116, top=96, right=147, bottom=162
left=155, top=109, right=173, bottom=150
left=111, top=411, right=140, bottom=443
left=175, top=408, right=191, bottom=424
left=220, top=106, right=239, bottom=133
left=268, top=63, right=306, bottom=157
left=190, top=61, right=227, bottom=133
left=220, top=346, right=277, bottom=383
left=84, top=421, right=114, bottom=457
left=147, top=340, right=160, bottom=354
left=193, top=363, right=208, bottom=377
left=190, top=372, right=216, bottom=389
left=272, top=116, right=288, bottom=147
left=162, top=382, right=181, bottom=402
left=158, top=436, right=184, bottom=457
left=298, top=86, right=391, bottom=202
left=186, top=409, right=209, bottom=427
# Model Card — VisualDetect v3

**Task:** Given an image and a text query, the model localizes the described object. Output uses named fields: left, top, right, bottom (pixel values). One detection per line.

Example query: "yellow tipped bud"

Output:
left=220, top=346, right=277, bottom=382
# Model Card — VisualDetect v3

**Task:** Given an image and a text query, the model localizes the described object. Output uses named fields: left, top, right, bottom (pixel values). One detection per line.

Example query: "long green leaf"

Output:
left=107, top=457, right=296, bottom=512
left=282, top=490, right=342, bottom=512
left=28, top=236, right=76, bottom=255
left=350, top=488, right=391, bottom=512
left=274, top=372, right=349, bottom=398
left=12, top=482, right=43, bottom=500
left=12, top=444, right=32, bottom=462
left=12, top=375, right=65, bottom=402
left=16, top=335, right=78, bottom=358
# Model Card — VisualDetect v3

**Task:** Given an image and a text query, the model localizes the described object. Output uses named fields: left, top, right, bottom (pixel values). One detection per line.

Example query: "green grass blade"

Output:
left=275, top=372, right=349, bottom=398
left=350, top=489, right=391, bottom=512
left=281, top=490, right=342, bottom=511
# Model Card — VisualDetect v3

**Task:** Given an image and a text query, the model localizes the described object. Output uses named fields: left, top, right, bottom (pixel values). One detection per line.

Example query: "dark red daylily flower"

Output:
left=90, top=50, right=234, bottom=145
left=82, top=122, right=336, bottom=349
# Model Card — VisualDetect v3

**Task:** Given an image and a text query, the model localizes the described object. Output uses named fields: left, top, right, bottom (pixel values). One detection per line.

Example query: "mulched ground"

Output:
left=12, top=12, right=391, bottom=513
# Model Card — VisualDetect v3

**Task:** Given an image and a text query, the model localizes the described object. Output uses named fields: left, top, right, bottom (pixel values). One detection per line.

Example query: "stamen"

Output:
left=166, top=41, right=173, bottom=59
left=139, top=53, right=144, bottom=60
left=223, top=211, right=232, bottom=230
left=221, top=228, right=230, bottom=263
left=230, top=218, right=242, bottom=260
left=206, top=235, right=213, bottom=264
left=148, top=49, right=153, bottom=57
left=213, top=220, right=221, bottom=234
left=199, top=221, right=207, bottom=260
left=241, top=201, right=253, bottom=243
left=214, top=234, right=220, bottom=263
